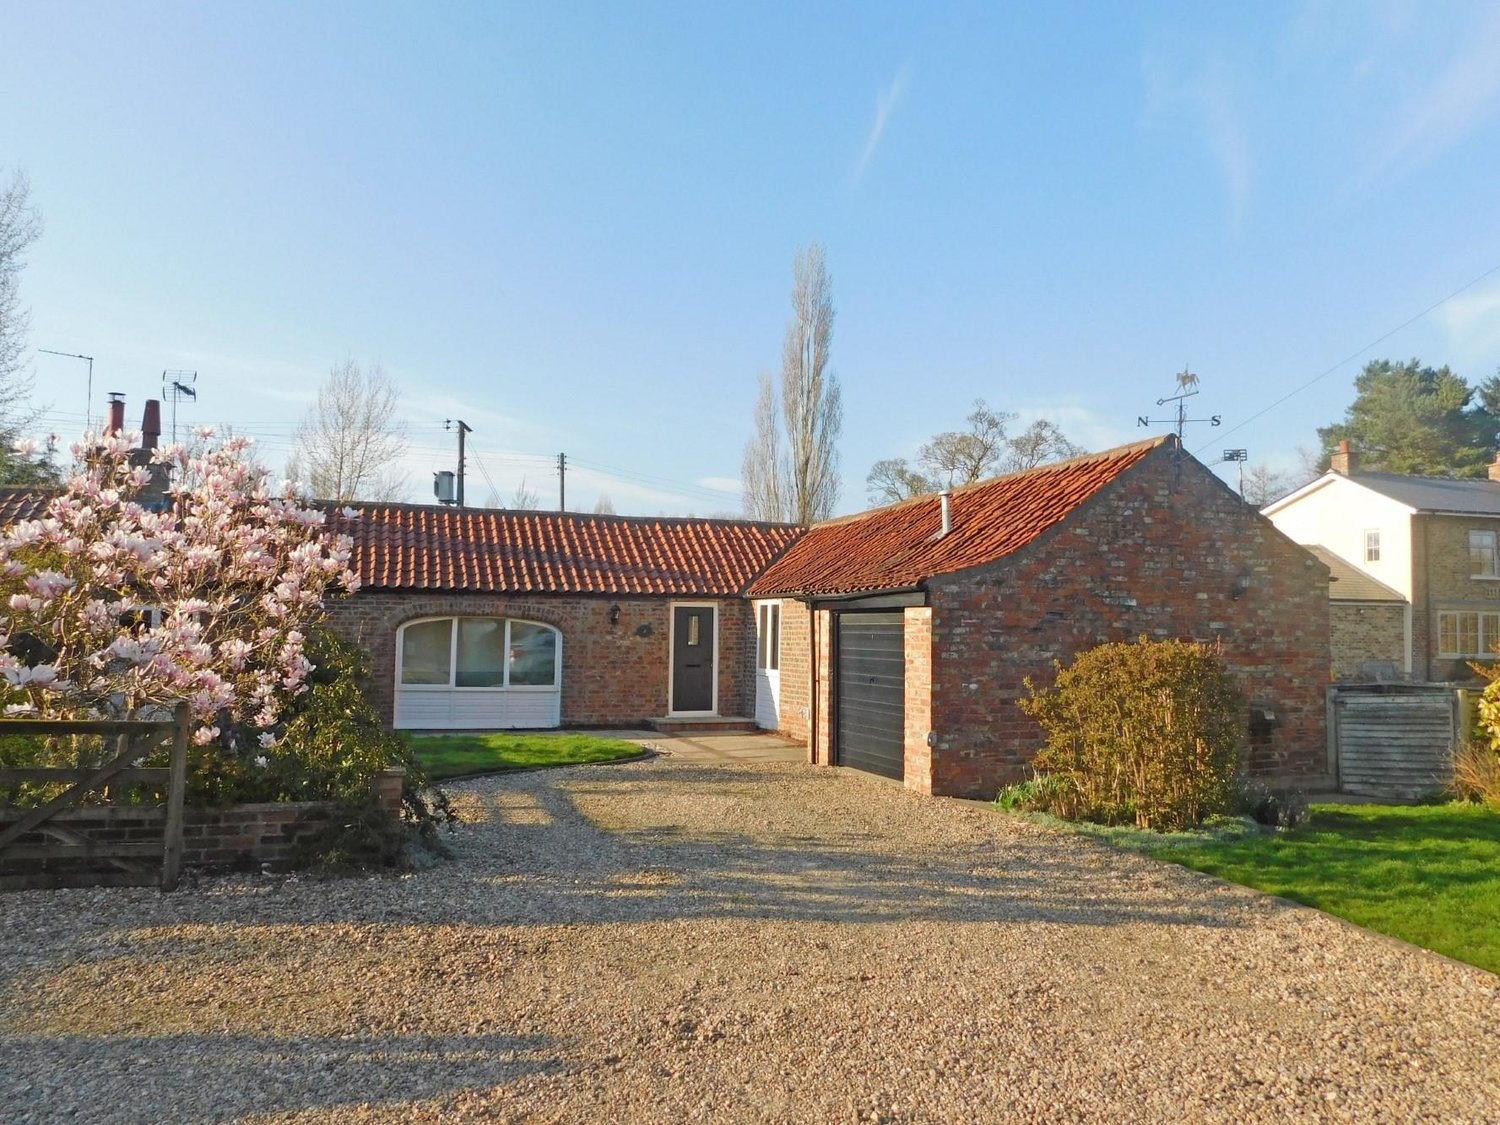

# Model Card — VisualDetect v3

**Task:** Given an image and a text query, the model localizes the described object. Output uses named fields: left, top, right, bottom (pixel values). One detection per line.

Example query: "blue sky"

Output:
left=5, top=1, right=1500, bottom=515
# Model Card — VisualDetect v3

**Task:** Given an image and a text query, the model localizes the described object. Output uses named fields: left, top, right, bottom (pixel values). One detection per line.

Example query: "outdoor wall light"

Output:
left=1230, top=574, right=1252, bottom=600
left=609, top=603, right=621, bottom=626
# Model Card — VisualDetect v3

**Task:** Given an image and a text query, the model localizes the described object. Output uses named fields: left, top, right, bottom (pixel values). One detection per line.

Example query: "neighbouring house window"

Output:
left=1364, top=530, right=1380, bottom=563
left=1471, top=530, right=1499, bottom=577
left=399, top=617, right=560, bottom=688
left=1437, top=610, right=1500, bottom=658
left=757, top=603, right=781, bottom=672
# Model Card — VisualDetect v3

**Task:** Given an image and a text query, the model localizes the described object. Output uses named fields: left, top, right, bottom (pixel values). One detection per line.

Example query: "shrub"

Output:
left=995, top=773, right=1075, bottom=815
left=1019, top=637, right=1245, bottom=831
left=180, top=628, right=458, bottom=861
left=1451, top=740, right=1500, bottom=805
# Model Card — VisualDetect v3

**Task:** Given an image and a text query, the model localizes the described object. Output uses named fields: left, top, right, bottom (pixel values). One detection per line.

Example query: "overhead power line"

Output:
left=1197, top=259, right=1500, bottom=454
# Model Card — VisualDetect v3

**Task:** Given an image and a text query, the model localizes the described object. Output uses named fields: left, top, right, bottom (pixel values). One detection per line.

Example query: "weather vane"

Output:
left=1137, top=366, right=1222, bottom=446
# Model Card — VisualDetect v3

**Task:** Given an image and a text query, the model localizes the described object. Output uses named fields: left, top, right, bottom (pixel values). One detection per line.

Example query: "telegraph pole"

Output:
left=446, top=420, right=472, bottom=507
left=39, top=350, right=95, bottom=431
left=557, top=452, right=567, bottom=511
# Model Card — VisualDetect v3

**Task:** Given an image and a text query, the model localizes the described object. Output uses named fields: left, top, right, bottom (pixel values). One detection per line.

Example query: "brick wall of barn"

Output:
left=1330, top=602, right=1408, bottom=681
left=325, top=593, right=754, bottom=728
left=921, top=450, right=1330, bottom=799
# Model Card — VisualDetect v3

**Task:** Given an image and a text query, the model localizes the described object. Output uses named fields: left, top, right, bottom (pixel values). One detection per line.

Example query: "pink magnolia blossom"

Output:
left=0, top=430, right=359, bottom=737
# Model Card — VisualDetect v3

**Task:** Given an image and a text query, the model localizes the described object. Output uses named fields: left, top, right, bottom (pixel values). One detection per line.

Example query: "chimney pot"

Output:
left=1330, top=440, right=1358, bottom=476
left=141, top=400, right=162, bottom=450
left=106, top=393, right=125, bottom=437
left=939, top=489, right=952, bottom=537
left=1488, top=452, right=1500, bottom=484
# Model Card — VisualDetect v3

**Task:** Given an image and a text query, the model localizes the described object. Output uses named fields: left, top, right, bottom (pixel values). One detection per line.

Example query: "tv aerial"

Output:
left=162, top=371, right=198, bottom=442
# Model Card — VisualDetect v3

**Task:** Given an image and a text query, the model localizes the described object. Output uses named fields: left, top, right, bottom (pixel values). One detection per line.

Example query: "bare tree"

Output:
left=0, top=170, right=45, bottom=484
left=509, top=476, right=540, bottom=510
left=289, top=359, right=409, bottom=501
left=1001, top=418, right=1085, bottom=472
left=865, top=406, right=1084, bottom=504
left=865, top=457, right=932, bottom=504
left=1242, top=463, right=1308, bottom=506
left=742, top=243, right=843, bottom=523
left=917, top=400, right=1014, bottom=487
left=741, top=372, right=784, bottom=520
left=592, top=494, right=615, bottom=515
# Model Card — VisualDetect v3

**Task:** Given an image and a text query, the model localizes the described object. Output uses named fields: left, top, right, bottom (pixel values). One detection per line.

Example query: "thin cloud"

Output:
left=1438, top=282, right=1500, bottom=366
left=853, top=67, right=910, bottom=185
left=1378, top=6, right=1500, bottom=170
left=1142, top=52, right=1252, bottom=229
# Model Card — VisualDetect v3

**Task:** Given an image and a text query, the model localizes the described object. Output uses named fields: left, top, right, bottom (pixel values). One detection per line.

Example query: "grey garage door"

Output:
left=835, top=612, right=905, bottom=780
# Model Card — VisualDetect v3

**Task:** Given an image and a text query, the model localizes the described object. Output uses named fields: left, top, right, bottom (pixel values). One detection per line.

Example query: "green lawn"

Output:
left=1135, top=803, right=1500, bottom=975
left=401, top=732, right=645, bottom=780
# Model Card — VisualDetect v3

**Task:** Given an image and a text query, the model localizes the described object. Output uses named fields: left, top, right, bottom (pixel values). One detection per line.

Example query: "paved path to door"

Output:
left=1, top=758, right=1496, bottom=1122
left=542, top=728, right=808, bottom=765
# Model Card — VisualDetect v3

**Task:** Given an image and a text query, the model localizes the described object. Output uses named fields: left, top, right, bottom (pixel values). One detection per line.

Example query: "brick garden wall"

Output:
left=921, top=449, right=1330, bottom=798
left=1, top=770, right=405, bottom=877
left=325, top=593, right=754, bottom=727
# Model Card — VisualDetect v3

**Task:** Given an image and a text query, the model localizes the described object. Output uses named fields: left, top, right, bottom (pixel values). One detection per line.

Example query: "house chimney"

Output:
left=1489, top=453, right=1500, bottom=483
left=939, top=489, right=952, bottom=537
left=106, top=393, right=125, bottom=436
left=1330, top=439, right=1358, bottom=476
left=141, top=399, right=162, bottom=451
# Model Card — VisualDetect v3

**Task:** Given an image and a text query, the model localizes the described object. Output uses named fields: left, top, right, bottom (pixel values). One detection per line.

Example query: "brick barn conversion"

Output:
left=326, top=434, right=1331, bottom=799
left=0, top=423, right=1333, bottom=801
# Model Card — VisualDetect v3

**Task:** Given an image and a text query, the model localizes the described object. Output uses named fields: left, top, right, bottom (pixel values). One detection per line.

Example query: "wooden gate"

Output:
left=0, top=702, right=191, bottom=891
left=1329, top=685, right=1456, bottom=799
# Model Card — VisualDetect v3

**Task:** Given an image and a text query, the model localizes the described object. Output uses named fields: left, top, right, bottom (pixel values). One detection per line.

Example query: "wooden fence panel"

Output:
left=1330, top=686, right=1456, bottom=799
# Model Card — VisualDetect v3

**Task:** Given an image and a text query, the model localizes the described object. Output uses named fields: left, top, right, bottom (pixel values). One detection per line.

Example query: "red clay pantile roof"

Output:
left=0, top=486, right=56, bottom=525
left=748, top=437, right=1172, bottom=597
left=332, top=504, right=803, bottom=597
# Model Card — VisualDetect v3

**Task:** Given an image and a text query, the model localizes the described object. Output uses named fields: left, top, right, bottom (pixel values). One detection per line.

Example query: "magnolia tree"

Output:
left=0, top=429, right=360, bottom=747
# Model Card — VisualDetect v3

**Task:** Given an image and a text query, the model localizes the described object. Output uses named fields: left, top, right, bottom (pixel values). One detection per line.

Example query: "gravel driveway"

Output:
left=2, top=757, right=1498, bottom=1123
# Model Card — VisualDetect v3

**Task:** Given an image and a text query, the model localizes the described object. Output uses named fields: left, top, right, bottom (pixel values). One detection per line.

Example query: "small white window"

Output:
left=1471, top=530, right=1498, bottom=577
left=1364, top=530, right=1380, bottom=563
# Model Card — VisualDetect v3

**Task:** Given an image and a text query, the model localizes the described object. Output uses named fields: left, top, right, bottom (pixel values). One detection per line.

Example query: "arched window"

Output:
left=397, top=617, right=561, bottom=690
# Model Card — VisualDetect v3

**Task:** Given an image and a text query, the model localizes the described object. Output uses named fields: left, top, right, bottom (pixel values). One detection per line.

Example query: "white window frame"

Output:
left=757, top=602, right=781, bottom=672
left=1436, top=610, right=1500, bottom=658
left=395, top=616, right=562, bottom=692
left=1471, top=530, right=1500, bottom=578
left=667, top=601, right=719, bottom=717
left=1363, top=529, right=1380, bottom=563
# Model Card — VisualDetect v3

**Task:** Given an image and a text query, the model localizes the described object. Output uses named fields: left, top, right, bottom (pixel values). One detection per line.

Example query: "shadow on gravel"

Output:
left=424, top=761, right=1244, bottom=930
left=0, top=1030, right=559, bottom=1123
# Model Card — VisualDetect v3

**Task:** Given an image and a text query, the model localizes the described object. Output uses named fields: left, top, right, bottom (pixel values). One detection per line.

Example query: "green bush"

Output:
left=157, top=628, right=457, bottom=865
left=1018, top=637, right=1245, bottom=831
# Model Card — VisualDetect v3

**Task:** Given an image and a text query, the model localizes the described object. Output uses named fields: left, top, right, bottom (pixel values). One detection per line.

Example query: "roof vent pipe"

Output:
left=939, top=489, right=952, bottom=537
left=106, top=393, right=125, bottom=437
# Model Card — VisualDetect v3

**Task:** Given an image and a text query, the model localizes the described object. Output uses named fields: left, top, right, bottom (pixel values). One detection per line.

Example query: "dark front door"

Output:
left=672, top=605, right=715, bottom=713
left=835, top=612, right=906, bottom=780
